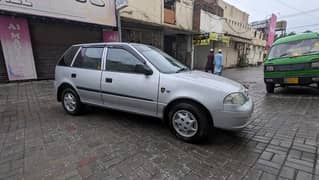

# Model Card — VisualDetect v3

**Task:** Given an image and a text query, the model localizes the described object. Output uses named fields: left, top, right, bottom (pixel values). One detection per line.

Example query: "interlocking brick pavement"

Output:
left=0, top=66, right=319, bottom=180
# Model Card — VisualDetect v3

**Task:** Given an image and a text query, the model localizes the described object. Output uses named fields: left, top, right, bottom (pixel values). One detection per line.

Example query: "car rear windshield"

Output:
left=133, top=44, right=188, bottom=74
left=268, top=38, right=319, bottom=60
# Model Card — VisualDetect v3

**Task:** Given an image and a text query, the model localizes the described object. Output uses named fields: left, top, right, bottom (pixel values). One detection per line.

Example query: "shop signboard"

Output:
left=0, top=0, right=116, bottom=26
left=209, top=33, right=218, bottom=41
left=193, top=33, right=230, bottom=46
left=222, top=36, right=230, bottom=44
left=276, top=21, right=287, bottom=31
left=193, top=33, right=210, bottom=46
left=0, top=16, right=37, bottom=81
left=251, top=19, right=269, bottom=29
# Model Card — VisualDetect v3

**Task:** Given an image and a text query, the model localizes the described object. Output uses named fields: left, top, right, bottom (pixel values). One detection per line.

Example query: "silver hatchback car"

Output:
left=55, top=43, right=254, bottom=142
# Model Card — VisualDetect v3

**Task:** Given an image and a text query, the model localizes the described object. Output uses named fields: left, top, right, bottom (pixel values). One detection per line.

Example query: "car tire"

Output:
left=266, top=83, right=275, bottom=93
left=61, top=88, right=83, bottom=115
left=168, top=102, right=211, bottom=143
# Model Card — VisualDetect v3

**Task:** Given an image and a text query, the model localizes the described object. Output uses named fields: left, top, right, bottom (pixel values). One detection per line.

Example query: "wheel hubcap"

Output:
left=63, top=92, right=76, bottom=112
left=172, top=110, right=198, bottom=138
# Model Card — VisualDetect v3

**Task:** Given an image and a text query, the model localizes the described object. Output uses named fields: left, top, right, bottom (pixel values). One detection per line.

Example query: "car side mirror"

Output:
left=135, top=64, right=153, bottom=75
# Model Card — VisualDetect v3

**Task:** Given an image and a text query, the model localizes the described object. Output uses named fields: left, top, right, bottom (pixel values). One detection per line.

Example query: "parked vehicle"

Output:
left=264, top=33, right=319, bottom=93
left=55, top=43, right=254, bottom=142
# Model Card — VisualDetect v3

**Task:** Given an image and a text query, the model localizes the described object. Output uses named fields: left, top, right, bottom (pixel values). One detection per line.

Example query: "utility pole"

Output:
left=116, top=8, right=122, bottom=42
left=115, top=0, right=128, bottom=42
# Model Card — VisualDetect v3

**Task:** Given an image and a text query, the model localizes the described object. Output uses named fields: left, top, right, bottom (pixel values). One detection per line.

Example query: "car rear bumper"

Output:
left=213, top=98, right=254, bottom=130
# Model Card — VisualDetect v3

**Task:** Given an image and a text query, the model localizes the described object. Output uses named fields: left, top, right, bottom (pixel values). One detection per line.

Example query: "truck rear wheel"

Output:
left=266, top=83, right=275, bottom=93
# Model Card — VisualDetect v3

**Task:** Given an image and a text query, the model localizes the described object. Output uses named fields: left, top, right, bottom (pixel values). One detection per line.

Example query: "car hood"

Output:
left=171, top=70, right=243, bottom=93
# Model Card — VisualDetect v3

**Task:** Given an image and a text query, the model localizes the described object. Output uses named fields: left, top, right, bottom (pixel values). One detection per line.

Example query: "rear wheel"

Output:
left=61, top=88, right=83, bottom=115
left=266, top=83, right=275, bottom=93
left=168, top=102, right=211, bottom=143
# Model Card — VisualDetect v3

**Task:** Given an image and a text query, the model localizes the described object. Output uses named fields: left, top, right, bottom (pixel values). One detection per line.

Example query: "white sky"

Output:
left=223, top=0, right=319, bottom=33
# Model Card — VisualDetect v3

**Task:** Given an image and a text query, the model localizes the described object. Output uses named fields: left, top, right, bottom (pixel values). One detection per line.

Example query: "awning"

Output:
left=224, top=34, right=252, bottom=44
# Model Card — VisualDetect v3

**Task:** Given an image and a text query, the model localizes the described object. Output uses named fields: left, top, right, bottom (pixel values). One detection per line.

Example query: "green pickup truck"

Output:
left=264, top=33, right=319, bottom=93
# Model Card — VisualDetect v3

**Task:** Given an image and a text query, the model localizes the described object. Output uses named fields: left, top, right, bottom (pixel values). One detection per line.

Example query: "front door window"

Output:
left=105, top=48, right=144, bottom=73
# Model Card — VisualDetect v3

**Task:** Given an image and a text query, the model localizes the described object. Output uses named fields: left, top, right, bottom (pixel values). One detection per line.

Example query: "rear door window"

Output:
left=73, top=47, right=104, bottom=70
left=58, top=46, right=80, bottom=66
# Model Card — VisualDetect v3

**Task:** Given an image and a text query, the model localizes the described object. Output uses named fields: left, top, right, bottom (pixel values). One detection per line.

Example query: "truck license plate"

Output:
left=285, top=77, right=299, bottom=84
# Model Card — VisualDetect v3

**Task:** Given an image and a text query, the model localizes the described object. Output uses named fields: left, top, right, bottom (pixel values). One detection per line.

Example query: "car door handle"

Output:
left=71, top=73, right=76, bottom=78
left=105, top=78, right=112, bottom=83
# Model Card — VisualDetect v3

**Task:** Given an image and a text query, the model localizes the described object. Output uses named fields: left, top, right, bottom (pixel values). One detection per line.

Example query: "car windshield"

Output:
left=268, top=38, right=319, bottom=60
left=133, top=44, right=189, bottom=74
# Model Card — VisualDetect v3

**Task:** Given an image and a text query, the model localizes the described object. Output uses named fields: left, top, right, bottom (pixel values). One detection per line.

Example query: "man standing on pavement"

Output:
left=205, top=49, right=215, bottom=73
left=214, top=49, right=224, bottom=76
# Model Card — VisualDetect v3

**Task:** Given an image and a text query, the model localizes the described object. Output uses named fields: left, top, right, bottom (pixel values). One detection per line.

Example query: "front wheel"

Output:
left=61, top=88, right=83, bottom=115
left=266, top=83, right=275, bottom=93
left=168, top=102, right=211, bottom=143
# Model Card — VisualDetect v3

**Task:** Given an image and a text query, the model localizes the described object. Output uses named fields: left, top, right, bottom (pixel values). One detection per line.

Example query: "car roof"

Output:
left=273, top=33, right=319, bottom=46
left=72, top=42, right=141, bottom=47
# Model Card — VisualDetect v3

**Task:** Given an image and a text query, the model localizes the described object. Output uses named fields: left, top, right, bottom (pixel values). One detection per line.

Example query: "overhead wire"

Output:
left=288, top=23, right=319, bottom=30
left=278, top=7, right=319, bottom=19
left=276, top=0, right=319, bottom=19
left=274, top=1, right=319, bottom=32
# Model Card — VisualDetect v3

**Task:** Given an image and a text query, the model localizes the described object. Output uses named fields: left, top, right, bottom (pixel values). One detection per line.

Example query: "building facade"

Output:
left=0, top=0, right=116, bottom=82
left=120, top=0, right=195, bottom=66
left=248, top=30, right=267, bottom=65
left=192, top=0, right=225, bottom=70
left=192, top=0, right=266, bottom=70
left=217, top=0, right=254, bottom=67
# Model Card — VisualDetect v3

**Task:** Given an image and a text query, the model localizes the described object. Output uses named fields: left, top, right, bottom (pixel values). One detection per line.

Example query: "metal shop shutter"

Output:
left=122, top=28, right=163, bottom=49
left=0, top=44, right=8, bottom=83
left=29, top=21, right=102, bottom=79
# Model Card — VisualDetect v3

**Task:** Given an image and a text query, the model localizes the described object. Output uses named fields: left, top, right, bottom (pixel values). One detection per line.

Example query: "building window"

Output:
left=164, top=0, right=176, bottom=24
left=164, top=0, right=175, bottom=10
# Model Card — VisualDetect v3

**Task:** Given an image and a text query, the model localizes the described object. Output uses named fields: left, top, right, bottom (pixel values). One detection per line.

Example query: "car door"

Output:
left=101, top=46, right=159, bottom=116
left=70, top=46, right=104, bottom=105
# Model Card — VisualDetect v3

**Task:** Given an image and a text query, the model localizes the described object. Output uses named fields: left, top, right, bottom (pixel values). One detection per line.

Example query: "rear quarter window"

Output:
left=58, top=46, right=80, bottom=66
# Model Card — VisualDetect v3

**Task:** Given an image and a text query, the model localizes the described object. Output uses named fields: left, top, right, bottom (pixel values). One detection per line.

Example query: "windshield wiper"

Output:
left=303, top=50, right=319, bottom=55
left=176, top=67, right=188, bottom=73
left=279, top=53, right=290, bottom=58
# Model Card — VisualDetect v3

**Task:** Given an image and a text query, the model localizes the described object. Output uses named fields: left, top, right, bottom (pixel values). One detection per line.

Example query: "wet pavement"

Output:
left=0, top=66, right=319, bottom=180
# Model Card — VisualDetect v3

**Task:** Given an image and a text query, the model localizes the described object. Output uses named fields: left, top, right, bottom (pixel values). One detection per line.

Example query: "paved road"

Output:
left=0, top=66, right=319, bottom=180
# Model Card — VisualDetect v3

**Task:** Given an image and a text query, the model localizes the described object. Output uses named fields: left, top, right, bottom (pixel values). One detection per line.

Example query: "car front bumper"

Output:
left=264, top=76, right=319, bottom=85
left=213, top=97, right=254, bottom=130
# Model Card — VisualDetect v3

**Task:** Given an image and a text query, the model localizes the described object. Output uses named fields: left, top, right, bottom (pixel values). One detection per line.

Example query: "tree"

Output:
left=303, top=30, right=312, bottom=33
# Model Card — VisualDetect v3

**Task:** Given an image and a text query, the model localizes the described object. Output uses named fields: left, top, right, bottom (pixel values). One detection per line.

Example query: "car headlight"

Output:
left=224, top=92, right=248, bottom=105
left=265, top=66, right=274, bottom=71
left=312, top=62, right=319, bottom=69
